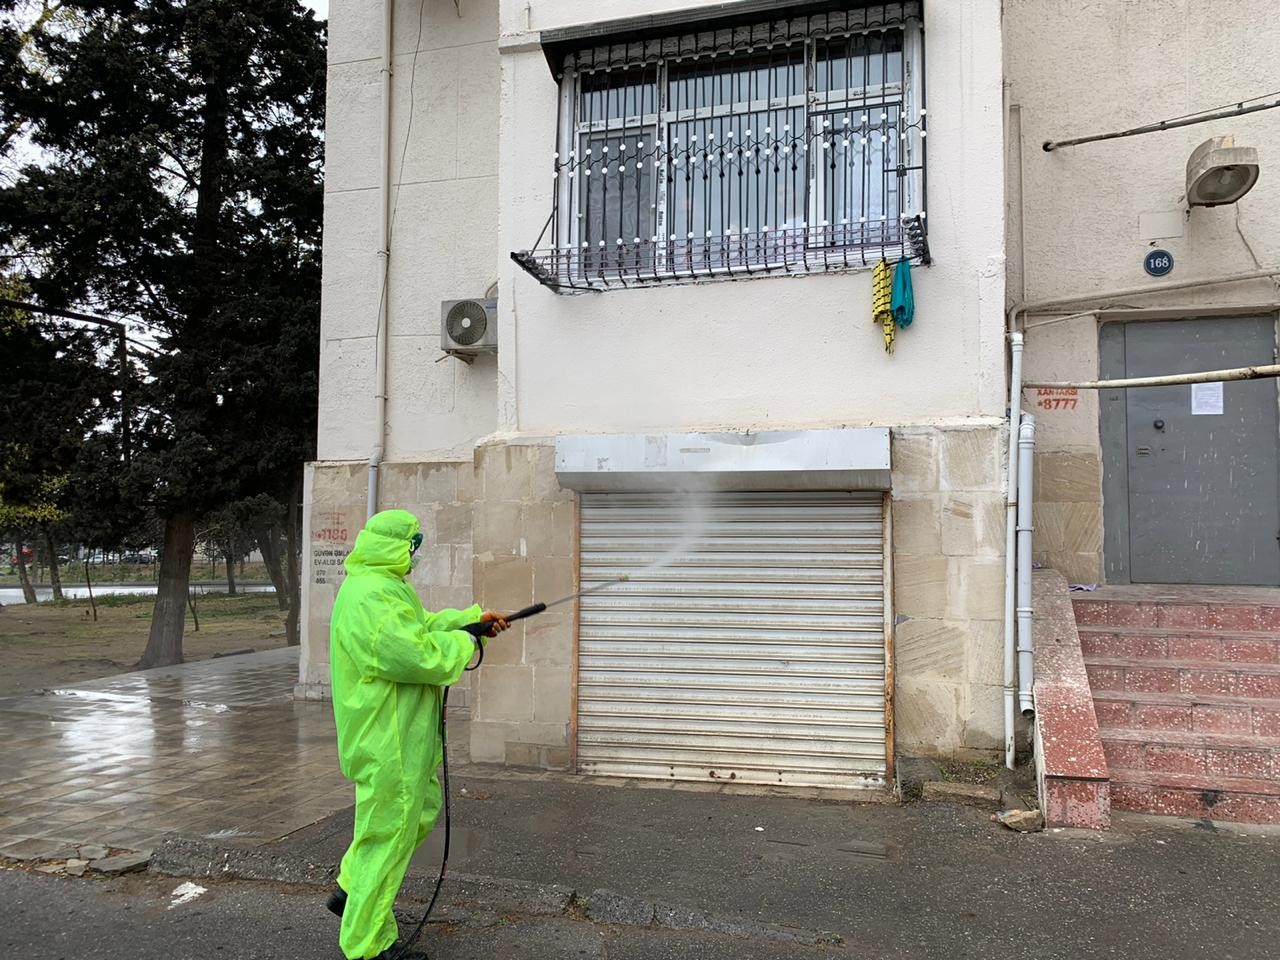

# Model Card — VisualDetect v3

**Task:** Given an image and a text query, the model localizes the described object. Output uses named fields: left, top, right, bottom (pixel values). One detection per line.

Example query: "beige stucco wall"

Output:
left=496, top=0, right=1008, bottom=435
left=1006, top=0, right=1280, bottom=584
left=319, top=0, right=501, bottom=464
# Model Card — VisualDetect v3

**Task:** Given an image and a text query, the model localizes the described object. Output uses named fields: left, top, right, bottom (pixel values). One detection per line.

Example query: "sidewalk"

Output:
left=0, top=648, right=351, bottom=853
left=3, top=651, right=1280, bottom=960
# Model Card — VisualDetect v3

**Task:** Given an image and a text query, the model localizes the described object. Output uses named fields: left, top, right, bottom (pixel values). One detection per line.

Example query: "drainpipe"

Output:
left=368, top=0, right=394, bottom=520
left=1000, top=267, right=1280, bottom=763
left=1002, top=332, right=1024, bottom=769
left=1016, top=413, right=1036, bottom=717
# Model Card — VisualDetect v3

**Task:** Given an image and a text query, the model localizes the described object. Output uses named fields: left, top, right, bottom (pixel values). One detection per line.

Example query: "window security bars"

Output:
left=512, top=3, right=928, bottom=293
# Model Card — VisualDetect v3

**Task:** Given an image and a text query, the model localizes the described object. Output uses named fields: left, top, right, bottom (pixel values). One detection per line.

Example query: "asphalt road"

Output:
left=279, top=774, right=1280, bottom=960
left=0, top=868, right=853, bottom=960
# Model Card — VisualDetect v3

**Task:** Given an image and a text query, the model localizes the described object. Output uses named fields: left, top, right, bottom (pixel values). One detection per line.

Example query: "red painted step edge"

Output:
left=1079, top=628, right=1280, bottom=664
left=1034, top=573, right=1111, bottom=829
left=1072, top=598, right=1280, bottom=631
left=1084, top=657, right=1280, bottom=700
left=1108, top=768, right=1280, bottom=823
left=1090, top=690, right=1280, bottom=737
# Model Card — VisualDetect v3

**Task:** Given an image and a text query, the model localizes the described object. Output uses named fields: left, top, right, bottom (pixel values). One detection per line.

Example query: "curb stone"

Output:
left=87, top=851, right=151, bottom=875
left=150, top=837, right=335, bottom=886
left=921, top=781, right=1002, bottom=808
left=149, top=837, right=843, bottom=947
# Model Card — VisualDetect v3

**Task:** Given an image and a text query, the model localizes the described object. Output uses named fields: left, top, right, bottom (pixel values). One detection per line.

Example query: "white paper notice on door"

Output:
left=1191, top=381, right=1224, bottom=416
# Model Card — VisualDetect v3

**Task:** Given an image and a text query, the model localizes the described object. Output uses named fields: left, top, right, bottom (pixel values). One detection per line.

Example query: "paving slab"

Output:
left=0, top=648, right=351, bottom=852
left=88, top=851, right=151, bottom=875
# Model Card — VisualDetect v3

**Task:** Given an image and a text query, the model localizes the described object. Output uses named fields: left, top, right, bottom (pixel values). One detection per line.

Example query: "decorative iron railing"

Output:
left=512, top=216, right=929, bottom=292
left=513, top=2, right=929, bottom=293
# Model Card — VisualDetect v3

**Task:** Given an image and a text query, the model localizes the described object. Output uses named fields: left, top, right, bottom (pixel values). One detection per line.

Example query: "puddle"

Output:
left=411, top=825, right=484, bottom=872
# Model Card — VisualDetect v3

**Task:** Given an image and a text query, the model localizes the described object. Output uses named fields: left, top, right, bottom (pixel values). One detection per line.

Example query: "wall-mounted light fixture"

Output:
left=1186, top=135, right=1260, bottom=207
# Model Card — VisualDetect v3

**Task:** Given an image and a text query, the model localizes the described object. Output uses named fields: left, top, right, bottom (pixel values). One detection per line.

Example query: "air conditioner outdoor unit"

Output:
left=441, top=298, right=497, bottom=359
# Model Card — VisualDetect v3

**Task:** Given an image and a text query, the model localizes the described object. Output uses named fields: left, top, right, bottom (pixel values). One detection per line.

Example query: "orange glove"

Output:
left=479, top=611, right=510, bottom=639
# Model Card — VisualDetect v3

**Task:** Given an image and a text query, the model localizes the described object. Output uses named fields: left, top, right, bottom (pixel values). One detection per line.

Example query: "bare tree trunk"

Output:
left=139, top=512, right=195, bottom=668
left=256, top=525, right=289, bottom=610
left=284, top=476, right=301, bottom=646
left=84, top=555, right=97, bottom=622
left=224, top=538, right=237, bottom=595
left=187, top=589, right=200, bottom=631
left=42, top=526, right=63, bottom=601
left=15, top=545, right=37, bottom=604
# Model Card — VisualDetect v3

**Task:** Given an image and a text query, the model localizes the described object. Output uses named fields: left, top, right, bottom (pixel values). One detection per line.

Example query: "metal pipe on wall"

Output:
left=1016, top=413, right=1036, bottom=717
left=1025, top=363, right=1280, bottom=391
left=1007, top=267, right=1280, bottom=336
left=368, top=0, right=394, bottom=520
left=1002, top=332, right=1024, bottom=769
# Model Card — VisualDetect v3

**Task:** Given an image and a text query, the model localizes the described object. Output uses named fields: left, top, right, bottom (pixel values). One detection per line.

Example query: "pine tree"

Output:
left=0, top=1, right=324, bottom=665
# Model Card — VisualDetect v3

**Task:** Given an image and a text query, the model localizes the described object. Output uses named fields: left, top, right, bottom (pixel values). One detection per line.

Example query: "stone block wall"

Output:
left=469, top=441, right=577, bottom=770
left=1021, top=317, right=1106, bottom=586
left=1032, top=449, right=1103, bottom=585
left=890, top=422, right=1009, bottom=759
left=302, top=421, right=1011, bottom=769
left=298, top=460, right=478, bottom=721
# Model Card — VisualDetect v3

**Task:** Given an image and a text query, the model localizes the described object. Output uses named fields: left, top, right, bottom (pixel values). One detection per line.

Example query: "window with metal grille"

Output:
left=512, top=3, right=928, bottom=293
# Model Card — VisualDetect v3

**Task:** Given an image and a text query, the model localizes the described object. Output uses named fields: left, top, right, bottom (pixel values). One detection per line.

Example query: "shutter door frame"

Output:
left=573, top=490, right=892, bottom=790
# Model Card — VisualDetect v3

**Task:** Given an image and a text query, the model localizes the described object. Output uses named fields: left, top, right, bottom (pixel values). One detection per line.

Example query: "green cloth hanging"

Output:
left=891, top=259, right=915, bottom=328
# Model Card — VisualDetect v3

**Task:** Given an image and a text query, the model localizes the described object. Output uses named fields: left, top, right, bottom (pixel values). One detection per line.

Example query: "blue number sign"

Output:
left=1144, top=249, right=1174, bottom=277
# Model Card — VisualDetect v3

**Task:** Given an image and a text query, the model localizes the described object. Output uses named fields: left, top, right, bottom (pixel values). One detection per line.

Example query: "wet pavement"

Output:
left=1, top=650, right=1279, bottom=959
left=2, top=869, right=844, bottom=960
left=0, top=649, right=351, bottom=854
left=278, top=771, right=1280, bottom=960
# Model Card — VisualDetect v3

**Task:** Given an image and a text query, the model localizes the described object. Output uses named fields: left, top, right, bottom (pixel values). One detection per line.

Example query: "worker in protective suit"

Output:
left=327, top=509, right=507, bottom=960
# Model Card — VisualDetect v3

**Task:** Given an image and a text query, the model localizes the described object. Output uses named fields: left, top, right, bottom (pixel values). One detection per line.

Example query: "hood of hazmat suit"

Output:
left=330, top=508, right=480, bottom=959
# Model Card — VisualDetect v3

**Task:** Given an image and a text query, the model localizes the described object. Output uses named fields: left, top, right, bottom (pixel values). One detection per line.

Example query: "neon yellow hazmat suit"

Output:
left=330, top=509, right=482, bottom=960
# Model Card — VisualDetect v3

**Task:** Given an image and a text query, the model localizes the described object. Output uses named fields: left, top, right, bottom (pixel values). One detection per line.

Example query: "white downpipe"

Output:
left=1002, top=332, right=1024, bottom=768
left=1016, top=413, right=1036, bottom=717
left=367, top=0, right=394, bottom=521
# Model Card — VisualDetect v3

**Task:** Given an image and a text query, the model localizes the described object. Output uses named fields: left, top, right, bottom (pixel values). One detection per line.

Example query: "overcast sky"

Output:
left=303, top=0, right=329, bottom=19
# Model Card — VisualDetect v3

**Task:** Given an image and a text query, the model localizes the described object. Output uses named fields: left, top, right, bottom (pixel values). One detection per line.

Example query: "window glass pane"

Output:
left=578, top=129, right=655, bottom=273
left=665, top=45, right=805, bottom=264
left=579, top=66, right=657, bottom=125
left=814, top=102, right=901, bottom=247
left=816, top=30, right=904, bottom=95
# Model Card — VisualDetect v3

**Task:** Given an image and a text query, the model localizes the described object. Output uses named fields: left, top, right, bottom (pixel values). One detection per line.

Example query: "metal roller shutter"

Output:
left=576, top=490, right=887, bottom=789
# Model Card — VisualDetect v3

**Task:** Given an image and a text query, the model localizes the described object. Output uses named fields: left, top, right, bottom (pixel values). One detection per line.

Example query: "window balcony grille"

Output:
left=512, top=2, right=929, bottom=293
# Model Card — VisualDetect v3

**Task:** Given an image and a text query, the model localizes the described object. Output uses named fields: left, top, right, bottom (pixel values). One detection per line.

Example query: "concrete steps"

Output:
left=1107, top=768, right=1280, bottom=823
left=1080, top=626, right=1280, bottom=664
left=1074, top=590, right=1280, bottom=824
left=1100, top=727, right=1280, bottom=782
left=1084, top=656, right=1280, bottom=700
left=1073, top=596, right=1280, bottom=631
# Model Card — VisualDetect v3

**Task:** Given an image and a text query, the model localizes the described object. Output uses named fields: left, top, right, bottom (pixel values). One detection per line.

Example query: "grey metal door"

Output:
left=1101, top=316, right=1280, bottom=586
left=576, top=491, right=887, bottom=789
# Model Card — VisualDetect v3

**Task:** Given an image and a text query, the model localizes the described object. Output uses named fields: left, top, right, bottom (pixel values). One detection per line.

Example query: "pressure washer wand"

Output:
left=462, top=576, right=630, bottom=638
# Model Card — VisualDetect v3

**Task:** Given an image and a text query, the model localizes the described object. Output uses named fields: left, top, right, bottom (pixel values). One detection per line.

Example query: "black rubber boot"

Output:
left=326, top=887, right=347, bottom=918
